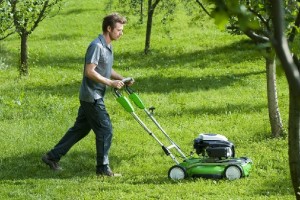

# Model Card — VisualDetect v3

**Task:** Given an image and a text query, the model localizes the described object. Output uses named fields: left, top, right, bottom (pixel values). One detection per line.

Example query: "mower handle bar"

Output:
left=113, top=77, right=134, bottom=97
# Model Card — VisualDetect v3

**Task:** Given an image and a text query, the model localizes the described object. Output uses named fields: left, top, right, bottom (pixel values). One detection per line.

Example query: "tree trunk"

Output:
left=265, top=49, right=284, bottom=137
left=144, top=0, right=154, bottom=54
left=288, top=87, right=300, bottom=199
left=270, top=1, right=300, bottom=198
left=20, top=32, right=28, bottom=76
left=139, top=0, right=144, bottom=24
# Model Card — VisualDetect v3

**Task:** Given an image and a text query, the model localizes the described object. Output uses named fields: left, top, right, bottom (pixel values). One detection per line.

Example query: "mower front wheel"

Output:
left=168, top=165, right=187, bottom=180
left=224, top=165, right=242, bottom=180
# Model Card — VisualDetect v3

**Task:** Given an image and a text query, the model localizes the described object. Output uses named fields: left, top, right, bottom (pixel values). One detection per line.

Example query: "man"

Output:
left=42, top=13, right=133, bottom=177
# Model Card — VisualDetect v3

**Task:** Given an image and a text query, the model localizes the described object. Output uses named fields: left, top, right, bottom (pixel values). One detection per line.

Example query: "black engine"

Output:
left=193, top=133, right=235, bottom=158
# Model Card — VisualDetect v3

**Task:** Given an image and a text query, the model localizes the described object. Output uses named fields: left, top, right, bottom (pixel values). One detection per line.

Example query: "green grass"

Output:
left=0, top=0, right=293, bottom=199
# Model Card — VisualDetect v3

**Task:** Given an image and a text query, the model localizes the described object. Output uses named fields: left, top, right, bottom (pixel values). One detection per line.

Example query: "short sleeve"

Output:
left=85, top=43, right=101, bottom=65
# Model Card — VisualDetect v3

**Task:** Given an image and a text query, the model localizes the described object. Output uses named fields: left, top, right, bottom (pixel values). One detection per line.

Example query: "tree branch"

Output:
left=29, top=0, right=49, bottom=34
left=152, top=0, right=160, bottom=10
left=244, top=29, right=269, bottom=43
left=10, top=0, right=24, bottom=35
left=246, top=3, right=271, bottom=31
left=0, top=31, right=14, bottom=40
left=195, top=0, right=212, bottom=18
left=270, top=0, right=300, bottom=92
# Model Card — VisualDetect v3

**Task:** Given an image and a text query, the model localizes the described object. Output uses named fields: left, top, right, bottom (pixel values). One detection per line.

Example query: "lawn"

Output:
left=0, top=0, right=293, bottom=199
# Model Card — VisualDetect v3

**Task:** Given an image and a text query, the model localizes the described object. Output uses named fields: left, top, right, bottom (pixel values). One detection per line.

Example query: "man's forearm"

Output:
left=111, top=69, right=124, bottom=80
left=85, top=63, right=113, bottom=86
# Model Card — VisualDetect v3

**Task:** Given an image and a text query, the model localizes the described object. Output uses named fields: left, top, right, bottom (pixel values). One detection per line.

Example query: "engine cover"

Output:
left=194, top=133, right=235, bottom=158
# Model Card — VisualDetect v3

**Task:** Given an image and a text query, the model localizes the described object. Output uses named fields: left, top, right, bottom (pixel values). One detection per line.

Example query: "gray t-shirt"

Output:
left=79, top=34, right=113, bottom=102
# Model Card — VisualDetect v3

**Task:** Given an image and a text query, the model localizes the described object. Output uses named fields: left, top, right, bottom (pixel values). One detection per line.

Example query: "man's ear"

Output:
left=107, top=26, right=112, bottom=33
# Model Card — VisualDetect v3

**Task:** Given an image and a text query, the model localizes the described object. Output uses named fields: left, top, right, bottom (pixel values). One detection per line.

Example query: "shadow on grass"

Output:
left=0, top=43, right=18, bottom=69
left=0, top=146, right=175, bottom=184
left=1, top=35, right=264, bottom=85
left=0, top=70, right=265, bottom=99
left=17, top=69, right=264, bottom=99
left=248, top=129, right=288, bottom=143
left=126, top=173, right=293, bottom=196
left=133, top=70, right=265, bottom=94
left=163, top=102, right=266, bottom=117
left=0, top=29, right=262, bottom=73
left=22, top=69, right=264, bottom=100
left=0, top=149, right=294, bottom=196
left=255, top=177, right=294, bottom=197
left=28, top=39, right=261, bottom=71
left=0, top=151, right=95, bottom=180
left=114, top=39, right=261, bottom=69
left=25, top=81, right=82, bottom=97
left=0, top=150, right=152, bottom=181
left=41, top=33, right=85, bottom=41
left=60, top=8, right=99, bottom=16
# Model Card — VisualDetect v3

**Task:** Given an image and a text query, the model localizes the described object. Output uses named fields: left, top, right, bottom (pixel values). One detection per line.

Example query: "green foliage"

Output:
left=0, top=0, right=63, bottom=38
left=0, top=0, right=14, bottom=39
left=9, top=0, right=63, bottom=35
left=0, top=0, right=294, bottom=199
left=3, top=0, right=64, bottom=76
left=207, top=0, right=298, bottom=37
left=116, top=0, right=179, bottom=25
left=208, top=0, right=262, bottom=32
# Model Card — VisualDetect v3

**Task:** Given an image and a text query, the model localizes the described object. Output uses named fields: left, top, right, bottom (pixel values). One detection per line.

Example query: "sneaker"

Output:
left=42, top=154, right=62, bottom=171
left=96, top=165, right=122, bottom=177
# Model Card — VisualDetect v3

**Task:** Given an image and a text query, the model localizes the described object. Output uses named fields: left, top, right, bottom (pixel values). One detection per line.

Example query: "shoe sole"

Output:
left=112, top=173, right=122, bottom=177
left=97, top=173, right=122, bottom=177
left=42, top=155, right=62, bottom=171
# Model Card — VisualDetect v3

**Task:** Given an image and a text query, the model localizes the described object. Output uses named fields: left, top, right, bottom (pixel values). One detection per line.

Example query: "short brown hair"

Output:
left=102, top=13, right=127, bottom=33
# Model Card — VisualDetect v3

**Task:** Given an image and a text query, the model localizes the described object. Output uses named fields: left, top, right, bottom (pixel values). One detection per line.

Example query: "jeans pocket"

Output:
left=94, top=98, right=106, bottom=110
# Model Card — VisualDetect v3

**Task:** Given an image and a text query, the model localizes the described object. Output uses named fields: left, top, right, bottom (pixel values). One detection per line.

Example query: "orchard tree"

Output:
left=270, top=0, right=300, bottom=198
left=7, top=0, right=62, bottom=76
left=195, top=0, right=300, bottom=137
left=145, top=0, right=178, bottom=54
left=206, top=0, right=300, bottom=198
left=144, top=0, right=161, bottom=54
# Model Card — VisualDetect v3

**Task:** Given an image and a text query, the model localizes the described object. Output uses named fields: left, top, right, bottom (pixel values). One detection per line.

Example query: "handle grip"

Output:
left=113, top=77, right=133, bottom=97
left=122, top=77, right=133, bottom=84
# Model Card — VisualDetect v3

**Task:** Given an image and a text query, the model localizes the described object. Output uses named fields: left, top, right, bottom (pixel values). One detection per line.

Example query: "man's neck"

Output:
left=103, top=32, right=111, bottom=45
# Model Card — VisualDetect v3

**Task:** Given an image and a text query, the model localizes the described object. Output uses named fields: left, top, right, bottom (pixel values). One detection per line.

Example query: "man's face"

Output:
left=108, top=22, right=124, bottom=41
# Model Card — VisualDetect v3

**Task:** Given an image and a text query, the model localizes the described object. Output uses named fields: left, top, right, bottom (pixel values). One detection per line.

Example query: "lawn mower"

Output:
left=113, top=78, right=252, bottom=180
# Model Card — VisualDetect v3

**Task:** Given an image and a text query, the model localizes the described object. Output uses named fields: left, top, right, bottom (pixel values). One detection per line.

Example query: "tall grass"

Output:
left=0, top=0, right=292, bottom=199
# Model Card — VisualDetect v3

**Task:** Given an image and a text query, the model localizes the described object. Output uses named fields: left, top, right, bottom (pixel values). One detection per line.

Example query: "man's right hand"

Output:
left=111, top=80, right=124, bottom=89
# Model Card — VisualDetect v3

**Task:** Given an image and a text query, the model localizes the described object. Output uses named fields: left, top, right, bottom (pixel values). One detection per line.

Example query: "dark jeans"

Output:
left=47, top=98, right=113, bottom=170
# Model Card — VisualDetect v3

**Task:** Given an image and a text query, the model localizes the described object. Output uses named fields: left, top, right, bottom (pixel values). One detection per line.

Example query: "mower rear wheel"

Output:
left=224, top=165, right=242, bottom=180
left=168, top=165, right=187, bottom=180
